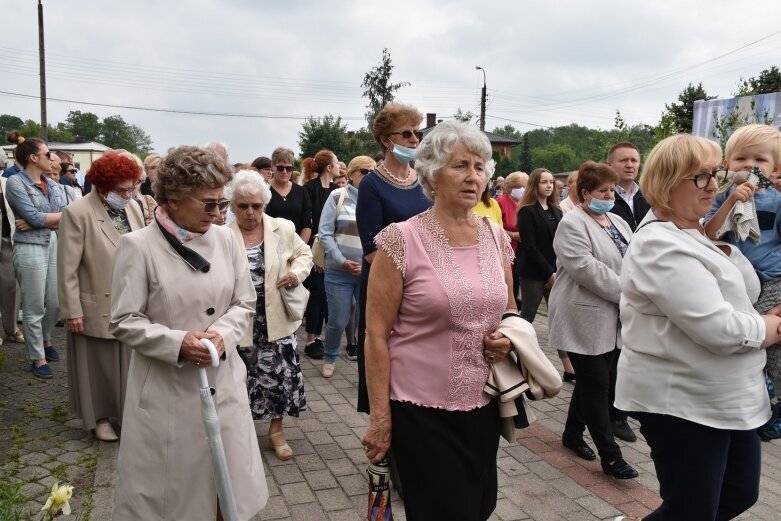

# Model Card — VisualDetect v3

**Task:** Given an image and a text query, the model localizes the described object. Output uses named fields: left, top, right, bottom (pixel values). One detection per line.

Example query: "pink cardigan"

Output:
left=375, top=210, right=513, bottom=411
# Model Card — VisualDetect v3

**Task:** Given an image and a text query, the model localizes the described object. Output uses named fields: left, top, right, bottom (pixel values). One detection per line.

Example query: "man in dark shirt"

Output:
left=607, top=142, right=649, bottom=232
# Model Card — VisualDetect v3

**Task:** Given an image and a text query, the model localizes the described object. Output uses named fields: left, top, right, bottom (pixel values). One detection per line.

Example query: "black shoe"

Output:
left=563, top=371, right=576, bottom=383
left=562, top=438, right=596, bottom=461
left=55, top=319, right=65, bottom=327
left=346, top=343, right=358, bottom=361
left=612, top=418, right=637, bottom=442
left=304, top=339, right=325, bottom=360
left=602, top=459, right=638, bottom=480
left=44, top=346, right=60, bottom=362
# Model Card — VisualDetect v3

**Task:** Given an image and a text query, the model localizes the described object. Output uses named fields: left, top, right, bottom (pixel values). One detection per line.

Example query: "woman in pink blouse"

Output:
left=361, top=121, right=516, bottom=520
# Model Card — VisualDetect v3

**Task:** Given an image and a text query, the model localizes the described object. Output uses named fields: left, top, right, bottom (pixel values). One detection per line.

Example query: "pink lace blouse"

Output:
left=374, top=209, right=514, bottom=411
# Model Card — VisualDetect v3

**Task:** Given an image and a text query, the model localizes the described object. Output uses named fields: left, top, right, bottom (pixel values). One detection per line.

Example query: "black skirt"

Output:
left=390, top=399, right=500, bottom=521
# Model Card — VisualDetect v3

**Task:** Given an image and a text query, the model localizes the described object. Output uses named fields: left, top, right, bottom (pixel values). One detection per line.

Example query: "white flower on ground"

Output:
left=40, top=481, right=74, bottom=518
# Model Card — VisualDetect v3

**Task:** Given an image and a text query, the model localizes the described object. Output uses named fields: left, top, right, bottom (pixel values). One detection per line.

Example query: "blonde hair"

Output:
left=724, top=124, right=781, bottom=166
left=347, top=155, right=376, bottom=175
left=640, top=134, right=722, bottom=214
left=503, top=171, right=529, bottom=190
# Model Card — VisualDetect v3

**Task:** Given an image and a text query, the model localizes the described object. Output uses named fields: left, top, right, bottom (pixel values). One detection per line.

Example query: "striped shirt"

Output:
left=318, top=184, right=362, bottom=271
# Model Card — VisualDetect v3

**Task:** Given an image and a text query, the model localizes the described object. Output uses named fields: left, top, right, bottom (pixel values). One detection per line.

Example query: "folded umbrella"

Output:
left=199, top=338, right=239, bottom=521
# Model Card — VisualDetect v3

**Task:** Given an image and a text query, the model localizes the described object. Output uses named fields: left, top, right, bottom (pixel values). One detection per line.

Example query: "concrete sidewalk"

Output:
left=3, top=316, right=781, bottom=520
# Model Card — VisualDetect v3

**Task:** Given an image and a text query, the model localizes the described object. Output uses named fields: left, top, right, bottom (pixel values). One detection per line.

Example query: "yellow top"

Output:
left=473, top=198, right=503, bottom=225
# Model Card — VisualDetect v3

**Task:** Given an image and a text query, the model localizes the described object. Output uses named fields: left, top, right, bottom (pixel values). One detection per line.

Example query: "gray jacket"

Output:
left=548, top=206, right=633, bottom=356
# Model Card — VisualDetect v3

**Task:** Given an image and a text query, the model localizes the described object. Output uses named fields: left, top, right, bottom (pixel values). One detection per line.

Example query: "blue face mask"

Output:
left=391, top=144, right=417, bottom=164
left=587, top=197, right=614, bottom=214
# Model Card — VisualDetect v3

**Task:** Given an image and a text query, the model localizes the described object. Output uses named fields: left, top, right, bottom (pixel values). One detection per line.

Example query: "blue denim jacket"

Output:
left=5, top=170, right=65, bottom=245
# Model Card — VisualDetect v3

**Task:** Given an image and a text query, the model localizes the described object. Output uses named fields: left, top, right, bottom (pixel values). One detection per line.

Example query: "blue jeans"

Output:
left=323, top=268, right=361, bottom=363
left=13, top=235, right=59, bottom=361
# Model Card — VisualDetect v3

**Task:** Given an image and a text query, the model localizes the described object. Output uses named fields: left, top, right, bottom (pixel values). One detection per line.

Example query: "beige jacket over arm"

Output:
left=228, top=214, right=313, bottom=345
left=0, top=176, right=17, bottom=249
left=547, top=206, right=633, bottom=356
left=109, top=223, right=267, bottom=521
left=57, top=190, right=144, bottom=338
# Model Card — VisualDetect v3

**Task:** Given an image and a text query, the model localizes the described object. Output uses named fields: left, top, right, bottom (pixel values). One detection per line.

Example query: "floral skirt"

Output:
left=238, top=333, right=307, bottom=420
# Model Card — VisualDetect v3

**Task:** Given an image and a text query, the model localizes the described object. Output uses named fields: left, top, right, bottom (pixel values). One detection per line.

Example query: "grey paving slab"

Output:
left=5, top=317, right=781, bottom=520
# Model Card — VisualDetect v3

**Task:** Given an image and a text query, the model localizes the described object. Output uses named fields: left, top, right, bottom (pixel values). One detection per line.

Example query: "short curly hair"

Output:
left=372, top=102, right=423, bottom=152
left=88, top=151, right=142, bottom=193
left=154, top=146, right=233, bottom=205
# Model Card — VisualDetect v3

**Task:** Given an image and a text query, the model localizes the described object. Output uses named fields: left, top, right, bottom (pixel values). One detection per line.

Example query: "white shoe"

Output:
left=322, top=363, right=335, bottom=378
left=95, top=420, right=118, bottom=441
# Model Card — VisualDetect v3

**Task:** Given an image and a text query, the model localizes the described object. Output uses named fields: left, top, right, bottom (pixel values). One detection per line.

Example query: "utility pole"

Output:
left=475, top=66, right=486, bottom=131
left=38, top=0, right=48, bottom=141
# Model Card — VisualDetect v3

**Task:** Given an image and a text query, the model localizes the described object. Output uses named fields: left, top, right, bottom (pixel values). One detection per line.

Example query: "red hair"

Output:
left=88, top=151, right=142, bottom=193
left=313, top=149, right=335, bottom=175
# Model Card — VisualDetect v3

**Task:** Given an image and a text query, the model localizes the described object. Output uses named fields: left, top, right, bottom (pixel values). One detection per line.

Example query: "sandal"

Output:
left=269, top=430, right=293, bottom=461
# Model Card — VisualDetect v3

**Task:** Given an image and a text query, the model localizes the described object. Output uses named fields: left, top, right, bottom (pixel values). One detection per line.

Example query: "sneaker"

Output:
left=346, top=343, right=358, bottom=361
left=612, top=418, right=637, bottom=442
left=322, top=363, right=335, bottom=378
left=31, top=362, right=53, bottom=379
left=44, top=346, right=60, bottom=362
left=304, top=339, right=325, bottom=360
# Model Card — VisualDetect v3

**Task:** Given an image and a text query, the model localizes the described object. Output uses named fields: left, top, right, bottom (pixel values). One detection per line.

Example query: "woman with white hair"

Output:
left=361, top=120, right=516, bottom=520
left=227, top=170, right=313, bottom=461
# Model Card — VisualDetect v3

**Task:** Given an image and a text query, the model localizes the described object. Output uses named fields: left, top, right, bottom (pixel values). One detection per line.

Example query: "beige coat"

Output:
left=57, top=190, right=144, bottom=338
left=109, top=222, right=267, bottom=521
left=228, top=215, right=313, bottom=344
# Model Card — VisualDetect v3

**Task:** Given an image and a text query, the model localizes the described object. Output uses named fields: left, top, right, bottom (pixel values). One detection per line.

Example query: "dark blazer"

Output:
left=611, top=189, right=650, bottom=231
left=517, top=202, right=562, bottom=281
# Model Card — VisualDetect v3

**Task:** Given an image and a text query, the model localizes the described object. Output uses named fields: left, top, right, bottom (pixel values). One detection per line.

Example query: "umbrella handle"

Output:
left=200, top=338, right=220, bottom=367
left=198, top=338, right=220, bottom=391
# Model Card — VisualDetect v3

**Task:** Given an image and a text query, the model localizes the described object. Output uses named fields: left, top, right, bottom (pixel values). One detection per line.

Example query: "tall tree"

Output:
left=298, top=114, right=348, bottom=159
left=65, top=110, right=102, bottom=141
left=453, top=108, right=474, bottom=123
left=344, top=129, right=379, bottom=161
left=735, top=65, right=781, bottom=96
left=517, top=133, right=532, bottom=173
left=531, top=143, right=578, bottom=173
left=361, top=48, right=410, bottom=130
left=0, top=114, right=24, bottom=135
left=492, top=124, right=523, bottom=140
left=664, top=82, right=715, bottom=133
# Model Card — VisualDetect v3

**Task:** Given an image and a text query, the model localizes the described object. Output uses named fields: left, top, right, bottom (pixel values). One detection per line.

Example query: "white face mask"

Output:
left=105, top=191, right=131, bottom=210
left=511, top=187, right=525, bottom=200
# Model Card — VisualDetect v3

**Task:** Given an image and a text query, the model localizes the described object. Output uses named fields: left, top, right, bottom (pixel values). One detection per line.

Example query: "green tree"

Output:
left=101, top=115, right=152, bottom=153
left=298, top=114, right=348, bottom=159
left=361, top=48, right=410, bottom=130
left=0, top=115, right=24, bottom=135
left=531, top=143, right=578, bottom=173
left=517, top=133, right=532, bottom=173
left=664, top=82, right=715, bottom=133
left=49, top=123, right=75, bottom=143
left=492, top=124, right=523, bottom=141
left=344, top=129, right=380, bottom=161
left=18, top=120, right=42, bottom=139
left=65, top=110, right=102, bottom=141
left=735, top=65, right=781, bottom=96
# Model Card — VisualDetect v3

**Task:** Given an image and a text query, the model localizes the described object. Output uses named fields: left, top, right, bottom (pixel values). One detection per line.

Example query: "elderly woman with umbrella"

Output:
left=109, top=146, right=267, bottom=521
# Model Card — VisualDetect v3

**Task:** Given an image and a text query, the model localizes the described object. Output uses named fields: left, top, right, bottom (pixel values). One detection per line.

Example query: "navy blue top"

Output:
left=355, top=170, right=431, bottom=280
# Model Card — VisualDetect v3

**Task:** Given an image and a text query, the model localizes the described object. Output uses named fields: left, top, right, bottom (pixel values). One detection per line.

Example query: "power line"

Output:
left=0, top=89, right=367, bottom=120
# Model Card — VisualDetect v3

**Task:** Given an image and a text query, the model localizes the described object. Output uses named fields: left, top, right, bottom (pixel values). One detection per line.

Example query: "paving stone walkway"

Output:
left=3, top=316, right=781, bottom=520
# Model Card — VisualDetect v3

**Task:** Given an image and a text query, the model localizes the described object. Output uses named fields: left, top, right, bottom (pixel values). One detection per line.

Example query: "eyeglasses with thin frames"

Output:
left=188, top=196, right=231, bottom=212
left=113, top=183, right=140, bottom=196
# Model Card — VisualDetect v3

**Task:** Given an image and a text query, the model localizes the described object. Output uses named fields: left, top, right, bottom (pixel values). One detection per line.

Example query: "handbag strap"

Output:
left=335, top=187, right=347, bottom=216
left=484, top=216, right=504, bottom=260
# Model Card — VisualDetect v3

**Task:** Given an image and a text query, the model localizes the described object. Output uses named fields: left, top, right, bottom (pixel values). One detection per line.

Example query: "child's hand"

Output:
left=767, top=303, right=781, bottom=317
left=728, top=181, right=755, bottom=204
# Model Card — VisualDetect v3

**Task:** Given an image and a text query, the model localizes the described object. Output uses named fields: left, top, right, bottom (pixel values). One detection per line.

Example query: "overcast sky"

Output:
left=2, top=0, right=780, bottom=161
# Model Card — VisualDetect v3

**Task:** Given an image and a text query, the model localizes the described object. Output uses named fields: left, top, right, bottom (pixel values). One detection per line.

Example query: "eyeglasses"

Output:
left=235, top=202, right=264, bottom=211
left=390, top=130, right=423, bottom=141
left=188, top=196, right=231, bottom=212
left=66, top=169, right=77, bottom=174
left=358, top=168, right=371, bottom=175
left=275, top=165, right=293, bottom=172
left=113, top=183, right=140, bottom=196
left=36, top=151, right=52, bottom=159
left=682, top=169, right=719, bottom=189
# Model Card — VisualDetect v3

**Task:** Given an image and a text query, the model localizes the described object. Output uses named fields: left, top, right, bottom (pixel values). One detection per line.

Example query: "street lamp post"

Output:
left=475, top=66, right=486, bottom=131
